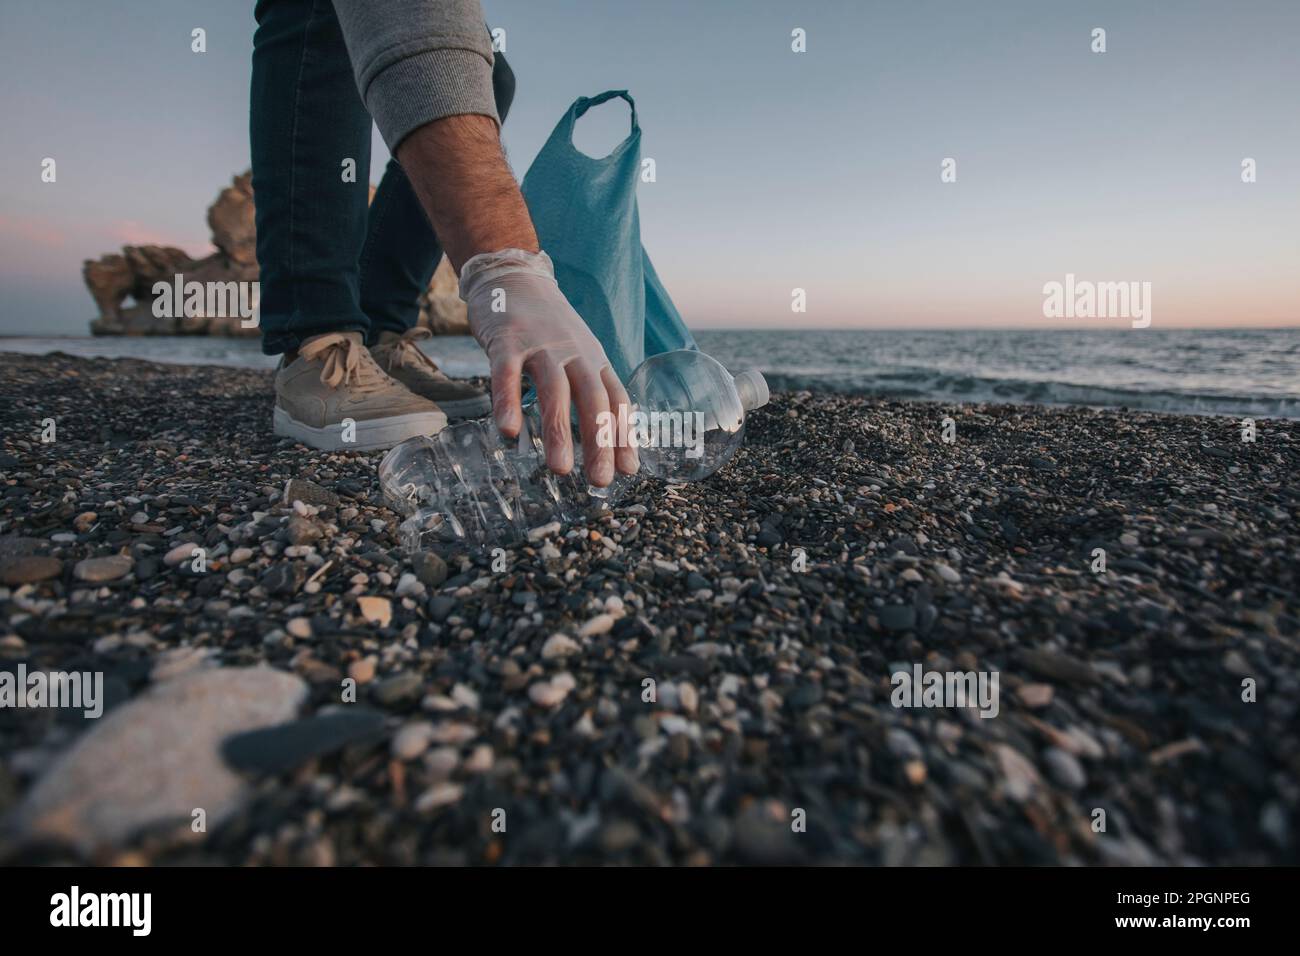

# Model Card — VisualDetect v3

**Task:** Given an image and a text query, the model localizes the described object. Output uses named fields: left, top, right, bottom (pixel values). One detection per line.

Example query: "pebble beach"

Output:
left=0, top=351, right=1296, bottom=865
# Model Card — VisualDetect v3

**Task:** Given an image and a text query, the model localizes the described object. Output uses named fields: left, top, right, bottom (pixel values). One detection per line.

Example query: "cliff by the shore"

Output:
left=83, top=172, right=469, bottom=338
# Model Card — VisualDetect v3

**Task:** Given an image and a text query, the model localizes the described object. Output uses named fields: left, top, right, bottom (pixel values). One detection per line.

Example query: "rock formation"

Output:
left=85, top=171, right=469, bottom=336
left=421, top=255, right=472, bottom=334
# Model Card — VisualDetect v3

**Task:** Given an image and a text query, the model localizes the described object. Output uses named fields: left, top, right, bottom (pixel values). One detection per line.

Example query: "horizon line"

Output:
left=4, top=324, right=1300, bottom=340
left=690, top=324, right=1300, bottom=332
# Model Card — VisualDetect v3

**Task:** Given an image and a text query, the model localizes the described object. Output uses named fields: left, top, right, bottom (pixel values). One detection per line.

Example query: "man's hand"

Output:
left=395, top=116, right=635, bottom=486
left=460, top=249, right=638, bottom=487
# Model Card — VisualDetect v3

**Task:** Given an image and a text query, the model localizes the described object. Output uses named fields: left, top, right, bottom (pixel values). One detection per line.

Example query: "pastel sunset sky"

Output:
left=1, top=0, right=1296, bottom=334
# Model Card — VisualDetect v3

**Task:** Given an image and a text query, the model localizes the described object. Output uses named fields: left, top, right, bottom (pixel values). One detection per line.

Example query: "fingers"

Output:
left=569, top=364, right=613, bottom=487
left=477, top=287, right=641, bottom=487
left=602, top=366, right=640, bottom=477
left=489, top=352, right=524, bottom=437
left=530, top=359, right=574, bottom=475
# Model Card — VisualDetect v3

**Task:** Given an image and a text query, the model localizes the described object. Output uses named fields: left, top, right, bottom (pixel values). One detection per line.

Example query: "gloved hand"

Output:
left=459, top=248, right=639, bottom=487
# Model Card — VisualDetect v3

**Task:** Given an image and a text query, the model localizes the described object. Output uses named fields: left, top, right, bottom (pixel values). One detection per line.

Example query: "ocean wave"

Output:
left=761, top=370, right=1300, bottom=419
left=7, top=330, right=1300, bottom=420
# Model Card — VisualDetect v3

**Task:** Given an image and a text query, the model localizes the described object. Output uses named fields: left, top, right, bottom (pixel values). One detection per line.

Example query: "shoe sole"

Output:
left=436, top=394, right=493, bottom=420
left=273, top=405, right=447, bottom=452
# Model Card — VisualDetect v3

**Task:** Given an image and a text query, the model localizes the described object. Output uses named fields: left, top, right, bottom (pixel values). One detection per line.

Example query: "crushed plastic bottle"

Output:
left=378, top=349, right=769, bottom=551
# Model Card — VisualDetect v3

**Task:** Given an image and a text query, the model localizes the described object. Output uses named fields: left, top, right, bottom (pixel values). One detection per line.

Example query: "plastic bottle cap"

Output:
left=734, top=370, right=770, bottom=411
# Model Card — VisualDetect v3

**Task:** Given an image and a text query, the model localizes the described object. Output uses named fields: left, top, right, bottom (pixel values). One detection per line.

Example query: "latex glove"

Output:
left=459, top=248, right=639, bottom=486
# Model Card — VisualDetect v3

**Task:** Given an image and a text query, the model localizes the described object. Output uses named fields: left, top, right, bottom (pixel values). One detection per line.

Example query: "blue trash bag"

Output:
left=521, top=90, right=697, bottom=385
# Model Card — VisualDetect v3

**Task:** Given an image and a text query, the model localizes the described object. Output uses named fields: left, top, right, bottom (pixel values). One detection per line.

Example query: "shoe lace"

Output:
left=384, top=327, right=443, bottom=375
left=300, top=333, right=391, bottom=395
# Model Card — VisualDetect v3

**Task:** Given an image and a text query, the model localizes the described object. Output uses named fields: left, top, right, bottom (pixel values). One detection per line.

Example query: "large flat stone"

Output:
left=11, top=667, right=306, bottom=853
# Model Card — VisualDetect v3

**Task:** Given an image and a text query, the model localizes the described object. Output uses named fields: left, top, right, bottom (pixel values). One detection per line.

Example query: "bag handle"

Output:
left=567, top=90, right=639, bottom=155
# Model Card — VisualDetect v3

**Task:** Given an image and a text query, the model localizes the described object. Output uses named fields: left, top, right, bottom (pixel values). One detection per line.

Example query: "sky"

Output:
left=0, top=0, right=1297, bottom=335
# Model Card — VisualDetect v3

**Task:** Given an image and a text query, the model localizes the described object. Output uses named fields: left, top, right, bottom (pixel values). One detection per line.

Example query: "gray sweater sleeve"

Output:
left=331, top=0, right=498, bottom=150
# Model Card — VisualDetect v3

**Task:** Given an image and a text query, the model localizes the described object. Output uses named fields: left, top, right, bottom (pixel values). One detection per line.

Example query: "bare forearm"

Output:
left=395, top=114, right=538, bottom=271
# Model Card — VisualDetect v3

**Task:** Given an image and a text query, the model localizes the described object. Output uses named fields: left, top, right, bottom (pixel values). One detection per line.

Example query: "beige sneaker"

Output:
left=272, top=332, right=447, bottom=452
left=370, top=328, right=491, bottom=420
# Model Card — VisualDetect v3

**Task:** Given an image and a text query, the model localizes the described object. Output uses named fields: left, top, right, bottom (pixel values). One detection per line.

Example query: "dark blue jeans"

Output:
left=250, top=0, right=514, bottom=355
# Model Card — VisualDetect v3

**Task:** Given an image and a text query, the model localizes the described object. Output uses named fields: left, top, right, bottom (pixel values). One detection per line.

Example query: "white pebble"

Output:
left=415, top=782, right=464, bottom=812
left=395, top=573, right=425, bottom=598
left=286, top=617, right=313, bottom=639
left=423, top=747, right=458, bottom=778
left=542, top=633, right=580, bottom=660
left=451, top=683, right=480, bottom=709
left=529, top=678, right=572, bottom=707
left=391, top=722, right=434, bottom=760
left=463, top=744, right=494, bottom=773
left=579, top=613, right=615, bottom=637
left=163, top=542, right=201, bottom=567
left=527, top=521, right=562, bottom=542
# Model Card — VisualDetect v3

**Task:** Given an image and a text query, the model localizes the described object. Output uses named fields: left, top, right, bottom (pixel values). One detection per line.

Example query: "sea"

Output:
left=2, top=328, right=1297, bottom=419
